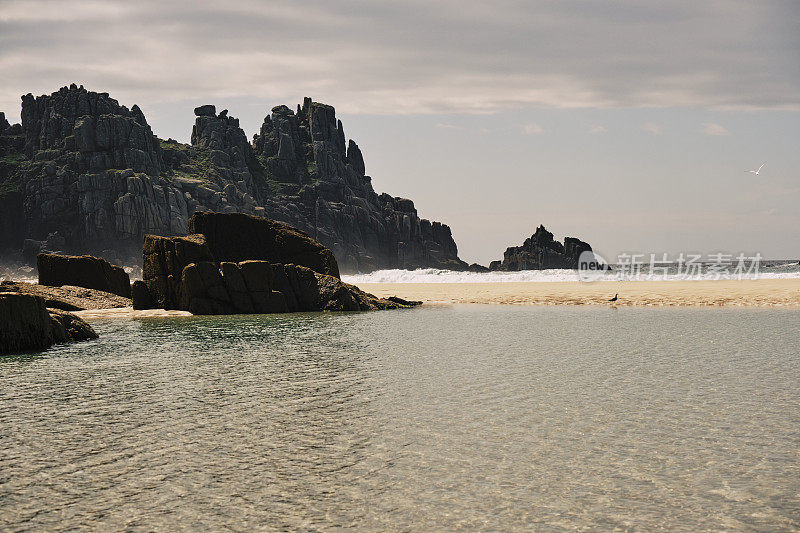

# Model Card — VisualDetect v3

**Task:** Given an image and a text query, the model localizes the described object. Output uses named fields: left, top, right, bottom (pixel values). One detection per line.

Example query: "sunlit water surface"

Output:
left=1, top=306, right=799, bottom=531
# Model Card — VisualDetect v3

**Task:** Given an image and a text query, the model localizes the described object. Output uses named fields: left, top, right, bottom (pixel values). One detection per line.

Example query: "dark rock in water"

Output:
left=1, top=280, right=130, bottom=311
left=564, top=237, right=594, bottom=266
left=37, top=253, right=131, bottom=298
left=0, top=292, right=97, bottom=354
left=0, top=292, right=53, bottom=353
left=47, top=308, right=98, bottom=343
left=141, top=253, right=416, bottom=315
left=135, top=215, right=419, bottom=315
left=188, top=212, right=340, bottom=278
left=387, top=296, right=423, bottom=306
left=174, top=257, right=409, bottom=315
left=490, top=225, right=604, bottom=271
left=180, top=260, right=228, bottom=314
left=141, top=233, right=214, bottom=310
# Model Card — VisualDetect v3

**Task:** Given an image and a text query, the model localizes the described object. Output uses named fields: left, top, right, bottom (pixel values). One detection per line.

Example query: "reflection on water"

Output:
left=1, top=307, right=799, bottom=531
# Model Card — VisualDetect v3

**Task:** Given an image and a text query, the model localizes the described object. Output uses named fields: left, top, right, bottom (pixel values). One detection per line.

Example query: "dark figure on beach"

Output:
left=609, top=293, right=618, bottom=302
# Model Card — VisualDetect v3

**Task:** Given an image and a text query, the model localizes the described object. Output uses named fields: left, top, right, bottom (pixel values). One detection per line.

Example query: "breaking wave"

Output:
left=343, top=265, right=800, bottom=284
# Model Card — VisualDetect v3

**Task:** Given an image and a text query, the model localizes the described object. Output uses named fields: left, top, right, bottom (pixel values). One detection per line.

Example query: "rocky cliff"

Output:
left=0, top=84, right=466, bottom=273
left=0, top=112, right=26, bottom=250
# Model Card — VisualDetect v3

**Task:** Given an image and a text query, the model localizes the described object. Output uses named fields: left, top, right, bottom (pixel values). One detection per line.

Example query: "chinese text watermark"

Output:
left=578, top=251, right=762, bottom=282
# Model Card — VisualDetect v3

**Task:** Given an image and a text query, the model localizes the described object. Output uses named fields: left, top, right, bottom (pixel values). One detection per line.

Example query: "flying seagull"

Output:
left=746, top=163, right=765, bottom=175
left=609, top=293, right=618, bottom=302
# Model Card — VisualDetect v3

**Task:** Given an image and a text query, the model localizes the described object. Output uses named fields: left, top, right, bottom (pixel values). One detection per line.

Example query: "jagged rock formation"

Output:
left=135, top=213, right=419, bottom=314
left=21, top=86, right=162, bottom=174
left=188, top=104, right=263, bottom=202
left=253, top=98, right=465, bottom=272
left=489, top=225, right=602, bottom=271
left=1, top=84, right=465, bottom=273
left=0, top=292, right=97, bottom=354
left=16, top=84, right=182, bottom=256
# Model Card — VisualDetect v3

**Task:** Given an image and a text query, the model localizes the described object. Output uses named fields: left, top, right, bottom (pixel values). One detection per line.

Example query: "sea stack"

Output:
left=489, top=225, right=603, bottom=271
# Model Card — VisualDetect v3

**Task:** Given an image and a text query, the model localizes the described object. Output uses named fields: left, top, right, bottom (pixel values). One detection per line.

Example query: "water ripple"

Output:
left=1, top=307, right=799, bottom=530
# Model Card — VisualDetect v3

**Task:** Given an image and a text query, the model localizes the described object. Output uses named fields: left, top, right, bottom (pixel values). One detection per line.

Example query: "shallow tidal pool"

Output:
left=2, top=306, right=799, bottom=531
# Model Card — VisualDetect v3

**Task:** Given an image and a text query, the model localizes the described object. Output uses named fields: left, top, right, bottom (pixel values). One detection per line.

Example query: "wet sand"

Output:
left=354, top=279, right=800, bottom=307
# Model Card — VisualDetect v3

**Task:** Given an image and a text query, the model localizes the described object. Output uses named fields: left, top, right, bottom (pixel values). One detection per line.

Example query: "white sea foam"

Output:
left=343, top=268, right=800, bottom=284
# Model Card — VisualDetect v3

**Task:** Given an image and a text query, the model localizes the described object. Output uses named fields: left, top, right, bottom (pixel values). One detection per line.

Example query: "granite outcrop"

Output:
left=489, top=225, right=605, bottom=271
left=0, top=292, right=97, bottom=354
left=1, top=85, right=465, bottom=273
left=134, top=212, right=420, bottom=315
left=37, top=253, right=131, bottom=298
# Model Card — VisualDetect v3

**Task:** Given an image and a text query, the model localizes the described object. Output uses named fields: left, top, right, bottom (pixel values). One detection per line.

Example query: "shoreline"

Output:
left=65, top=279, right=800, bottom=322
left=353, top=279, right=800, bottom=307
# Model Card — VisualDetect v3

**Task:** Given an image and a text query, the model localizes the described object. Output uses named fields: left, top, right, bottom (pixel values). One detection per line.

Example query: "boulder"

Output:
left=47, top=308, right=98, bottom=343
left=141, top=234, right=214, bottom=309
left=131, top=280, right=153, bottom=310
left=387, top=296, right=423, bottom=306
left=179, top=261, right=230, bottom=314
left=0, top=292, right=97, bottom=354
left=136, top=256, right=417, bottom=316
left=0, top=292, right=53, bottom=353
left=220, top=262, right=256, bottom=313
left=37, top=253, right=131, bottom=298
left=188, top=212, right=340, bottom=278
left=133, top=214, right=421, bottom=315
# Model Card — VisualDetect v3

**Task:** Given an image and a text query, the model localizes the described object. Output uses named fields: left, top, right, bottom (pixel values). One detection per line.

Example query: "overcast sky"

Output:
left=1, top=0, right=798, bottom=262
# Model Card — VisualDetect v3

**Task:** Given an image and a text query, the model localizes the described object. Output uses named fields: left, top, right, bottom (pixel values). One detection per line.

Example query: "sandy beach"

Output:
left=354, top=279, right=800, bottom=307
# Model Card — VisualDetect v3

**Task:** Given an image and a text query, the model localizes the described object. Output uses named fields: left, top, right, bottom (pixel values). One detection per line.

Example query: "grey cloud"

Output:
left=0, top=0, right=798, bottom=118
